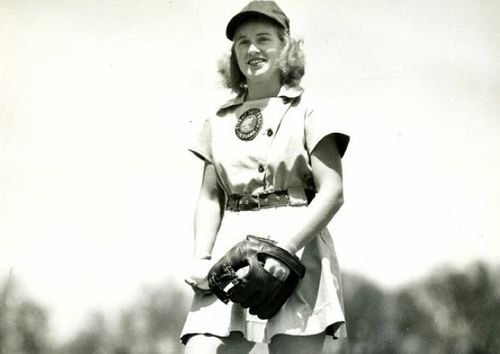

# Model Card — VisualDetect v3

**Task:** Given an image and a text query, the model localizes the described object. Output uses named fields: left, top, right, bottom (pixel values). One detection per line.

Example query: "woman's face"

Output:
left=233, top=20, right=283, bottom=83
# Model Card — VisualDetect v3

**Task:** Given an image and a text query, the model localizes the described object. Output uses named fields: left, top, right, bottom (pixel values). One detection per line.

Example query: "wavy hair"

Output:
left=218, top=24, right=305, bottom=95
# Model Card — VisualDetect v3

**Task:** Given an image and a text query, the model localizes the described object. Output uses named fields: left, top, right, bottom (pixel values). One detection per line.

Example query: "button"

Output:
left=266, top=129, right=273, bottom=137
left=258, top=165, right=264, bottom=173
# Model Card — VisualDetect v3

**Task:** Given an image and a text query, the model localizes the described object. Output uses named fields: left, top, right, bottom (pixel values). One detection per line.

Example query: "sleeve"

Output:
left=187, top=116, right=213, bottom=163
left=304, top=106, right=350, bottom=158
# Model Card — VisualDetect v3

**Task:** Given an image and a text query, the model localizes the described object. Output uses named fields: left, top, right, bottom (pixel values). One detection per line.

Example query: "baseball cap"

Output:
left=226, top=1, right=290, bottom=40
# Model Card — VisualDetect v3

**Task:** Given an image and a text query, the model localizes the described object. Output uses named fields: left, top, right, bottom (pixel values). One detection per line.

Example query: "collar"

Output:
left=217, top=85, right=304, bottom=114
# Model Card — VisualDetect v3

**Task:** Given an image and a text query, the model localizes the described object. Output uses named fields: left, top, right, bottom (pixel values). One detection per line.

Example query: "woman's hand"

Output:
left=184, top=258, right=213, bottom=292
left=263, top=256, right=290, bottom=281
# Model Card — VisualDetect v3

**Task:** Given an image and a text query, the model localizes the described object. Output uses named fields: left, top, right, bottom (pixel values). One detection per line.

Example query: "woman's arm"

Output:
left=184, top=162, right=225, bottom=291
left=193, top=161, right=225, bottom=259
left=276, top=135, right=344, bottom=254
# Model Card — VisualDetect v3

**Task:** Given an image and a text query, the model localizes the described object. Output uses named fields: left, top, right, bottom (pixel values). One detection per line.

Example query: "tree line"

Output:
left=1, top=262, right=499, bottom=354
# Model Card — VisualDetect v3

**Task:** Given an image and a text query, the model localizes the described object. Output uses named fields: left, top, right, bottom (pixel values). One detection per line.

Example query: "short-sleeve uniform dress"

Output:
left=181, top=85, right=350, bottom=344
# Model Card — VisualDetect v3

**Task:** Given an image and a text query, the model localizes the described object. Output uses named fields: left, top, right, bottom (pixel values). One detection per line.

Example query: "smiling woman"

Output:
left=2, top=0, right=498, bottom=348
left=181, top=1, right=350, bottom=354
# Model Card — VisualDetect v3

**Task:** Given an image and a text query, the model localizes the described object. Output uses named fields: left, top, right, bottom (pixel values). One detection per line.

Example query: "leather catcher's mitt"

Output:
left=208, top=235, right=306, bottom=319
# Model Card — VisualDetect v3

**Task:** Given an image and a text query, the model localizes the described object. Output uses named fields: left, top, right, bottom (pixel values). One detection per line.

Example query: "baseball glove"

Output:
left=207, top=235, right=305, bottom=319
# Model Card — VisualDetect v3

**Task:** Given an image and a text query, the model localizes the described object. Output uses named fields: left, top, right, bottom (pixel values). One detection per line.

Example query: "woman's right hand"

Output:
left=184, top=258, right=213, bottom=293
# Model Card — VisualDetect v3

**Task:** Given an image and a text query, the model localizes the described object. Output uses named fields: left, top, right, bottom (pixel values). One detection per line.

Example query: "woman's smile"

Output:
left=247, top=57, right=266, bottom=66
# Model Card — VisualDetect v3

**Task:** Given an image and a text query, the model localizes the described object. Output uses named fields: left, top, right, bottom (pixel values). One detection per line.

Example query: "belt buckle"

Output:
left=254, top=195, right=261, bottom=210
left=250, top=195, right=260, bottom=211
left=239, top=194, right=260, bottom=211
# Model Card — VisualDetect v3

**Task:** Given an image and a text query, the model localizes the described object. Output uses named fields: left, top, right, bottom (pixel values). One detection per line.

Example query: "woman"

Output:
left=181, top=1, right=350, bottom=353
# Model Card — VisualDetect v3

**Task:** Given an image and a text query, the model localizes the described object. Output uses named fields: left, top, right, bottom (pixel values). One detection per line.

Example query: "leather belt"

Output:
left=226, top=189, right=315, bottom=212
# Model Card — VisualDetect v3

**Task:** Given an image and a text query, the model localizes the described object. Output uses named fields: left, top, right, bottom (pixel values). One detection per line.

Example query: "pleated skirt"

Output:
left=180, top=205, right=346, bottom=344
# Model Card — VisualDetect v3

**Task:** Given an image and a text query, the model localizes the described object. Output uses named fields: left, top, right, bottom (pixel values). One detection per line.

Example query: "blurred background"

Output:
left=1, top=0, right=499, bottom=353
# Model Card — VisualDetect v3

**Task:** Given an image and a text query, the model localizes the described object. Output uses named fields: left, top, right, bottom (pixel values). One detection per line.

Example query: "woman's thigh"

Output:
left=268, top=333, right=326, bottom=354
left=184, top=331, right=255, bottom=354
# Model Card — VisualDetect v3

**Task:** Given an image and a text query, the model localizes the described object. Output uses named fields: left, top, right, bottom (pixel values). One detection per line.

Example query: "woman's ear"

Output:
left=280, top=35, right=290, bottom=50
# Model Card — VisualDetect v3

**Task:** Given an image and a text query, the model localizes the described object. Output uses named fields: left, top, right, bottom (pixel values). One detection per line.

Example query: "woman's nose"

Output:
left=248, top=42, right=259, bottom=54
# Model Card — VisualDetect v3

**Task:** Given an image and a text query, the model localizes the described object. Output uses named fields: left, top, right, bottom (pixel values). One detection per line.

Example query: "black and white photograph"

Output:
left=1, top=1, right=499, bottom=353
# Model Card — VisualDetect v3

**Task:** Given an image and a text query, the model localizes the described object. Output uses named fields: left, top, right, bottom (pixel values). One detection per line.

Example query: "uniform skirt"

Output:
left=180, top=205, right=346, bottom=344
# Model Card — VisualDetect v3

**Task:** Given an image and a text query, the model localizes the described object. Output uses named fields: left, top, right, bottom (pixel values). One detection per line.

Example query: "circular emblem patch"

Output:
left=235, top=108, right=263, bottom=141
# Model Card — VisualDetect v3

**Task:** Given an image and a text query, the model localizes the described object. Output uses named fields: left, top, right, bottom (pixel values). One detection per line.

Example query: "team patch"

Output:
left=235, top=108, right=263, bottom=141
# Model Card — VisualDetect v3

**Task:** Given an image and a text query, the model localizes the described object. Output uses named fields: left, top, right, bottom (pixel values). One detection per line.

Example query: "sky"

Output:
left=1, top=0, right=499, bottom=341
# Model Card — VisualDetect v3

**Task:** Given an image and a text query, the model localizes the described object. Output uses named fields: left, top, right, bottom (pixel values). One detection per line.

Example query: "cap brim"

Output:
left=226, top=11, right=284, bottom=40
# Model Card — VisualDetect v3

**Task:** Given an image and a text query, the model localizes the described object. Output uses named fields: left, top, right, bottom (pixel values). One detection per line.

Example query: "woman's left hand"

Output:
left=263, top=256, right=290, bottom=281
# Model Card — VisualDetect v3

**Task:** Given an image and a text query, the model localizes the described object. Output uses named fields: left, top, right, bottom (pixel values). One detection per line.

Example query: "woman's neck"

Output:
left=245, top=77, right=281, bottom=101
